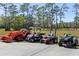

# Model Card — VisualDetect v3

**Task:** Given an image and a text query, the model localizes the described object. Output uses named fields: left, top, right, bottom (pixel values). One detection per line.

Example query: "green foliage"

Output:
left=0, top=3, right=78, bottom=32
left=11, top=15, right=24, bottom=30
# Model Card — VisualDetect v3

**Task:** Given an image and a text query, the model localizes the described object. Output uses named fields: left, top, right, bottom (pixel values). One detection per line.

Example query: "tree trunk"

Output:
left=23, top=12, right=25, bottom=28
left=5, top=6, right=10, bottom=31
left=55, top=13, right=58, bottom=36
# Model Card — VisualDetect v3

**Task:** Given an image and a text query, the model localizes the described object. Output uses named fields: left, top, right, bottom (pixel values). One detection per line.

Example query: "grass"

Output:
left=0, top=29, right=10, bottom=36
left=0, top=28, right=79, bottom=38
left=31, top=29, right=79, bottom=38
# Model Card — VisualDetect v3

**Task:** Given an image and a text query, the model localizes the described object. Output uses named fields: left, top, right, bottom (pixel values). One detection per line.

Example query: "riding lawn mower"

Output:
left=25, top=32, right=44, bottom=42
left=40, top=33, right=58, bottom=44
left=58, top=34, right=78, bottom=48
left=0, top=29, right=30, bottom=43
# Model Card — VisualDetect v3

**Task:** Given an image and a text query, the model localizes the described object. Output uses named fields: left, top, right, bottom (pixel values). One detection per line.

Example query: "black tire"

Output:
left=55, top=38, right=58, bottom=43
left=66, top=42, right=72, bottom=48
left=58, top=40, right=63, bottom=46
left=72, top=39, right=78, bottom=48
left=75, top=39, right=78, bottom=45
left=14, top=36, right=23, bottom=42
left=40, top=40, right=43, bottom=43
left=29, top=39, right=35, bottom=42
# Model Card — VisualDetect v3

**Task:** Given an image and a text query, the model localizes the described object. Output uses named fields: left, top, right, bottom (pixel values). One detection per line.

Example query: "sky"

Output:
left=0, top=3, right=76, bottom=22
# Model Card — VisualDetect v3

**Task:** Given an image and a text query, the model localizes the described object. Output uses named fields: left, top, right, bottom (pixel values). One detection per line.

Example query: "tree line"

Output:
left=0, top=3, right=79, bottom=32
